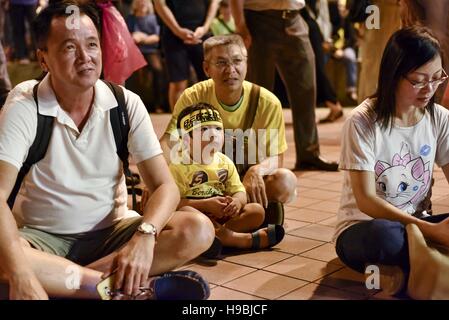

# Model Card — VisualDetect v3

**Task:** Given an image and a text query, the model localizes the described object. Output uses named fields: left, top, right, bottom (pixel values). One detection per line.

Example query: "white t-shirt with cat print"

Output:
left=334, top=99, right=449, bottom=241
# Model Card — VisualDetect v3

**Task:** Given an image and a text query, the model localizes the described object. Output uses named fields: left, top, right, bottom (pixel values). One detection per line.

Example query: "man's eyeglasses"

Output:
left=208, top=57, right=246, bottom=69
left=405, top=69, right=448, bottom=89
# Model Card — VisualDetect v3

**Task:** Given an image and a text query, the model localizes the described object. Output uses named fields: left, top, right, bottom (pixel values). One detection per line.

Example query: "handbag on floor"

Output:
left=406, top=223, right=449, bottom=299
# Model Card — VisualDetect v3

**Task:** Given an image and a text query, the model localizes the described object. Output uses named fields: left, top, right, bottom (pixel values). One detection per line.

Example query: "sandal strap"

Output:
left=251, top=230, right=260, bottom=250
left=267, top=224, right=277, bottom=246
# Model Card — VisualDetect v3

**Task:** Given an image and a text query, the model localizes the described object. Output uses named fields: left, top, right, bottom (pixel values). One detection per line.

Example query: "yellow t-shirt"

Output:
left=169, top=152, right=246, bottom=199
left=165, top=79, right=288, bottom=158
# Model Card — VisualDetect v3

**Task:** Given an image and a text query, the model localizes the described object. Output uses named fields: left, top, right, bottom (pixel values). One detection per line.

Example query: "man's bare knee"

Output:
left=170, top=211, right=214, bottom=260
left=265, top=168, right=298, bottom=203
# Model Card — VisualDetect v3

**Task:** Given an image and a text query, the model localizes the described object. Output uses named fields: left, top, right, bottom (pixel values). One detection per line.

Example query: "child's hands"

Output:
left=204, top=197, right=228, bottom=219
left=223, top=196, right=242, bottom=218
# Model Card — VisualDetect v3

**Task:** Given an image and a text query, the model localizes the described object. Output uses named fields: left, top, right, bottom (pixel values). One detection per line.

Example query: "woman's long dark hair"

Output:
left=373, top=26, right=442, bottom=130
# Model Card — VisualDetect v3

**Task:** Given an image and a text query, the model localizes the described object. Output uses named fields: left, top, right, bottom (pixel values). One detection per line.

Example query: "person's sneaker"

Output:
left=379, top=265, right=406, bottom=296
left=106, top=270, right=210, bottom=300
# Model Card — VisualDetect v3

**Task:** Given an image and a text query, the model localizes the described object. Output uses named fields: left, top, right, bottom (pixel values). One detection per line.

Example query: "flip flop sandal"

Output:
left=200, top=236, right=223, bottom=259
left=251, top=224, right=285, bottom=250
left=100, top=270, right=210, bottom=300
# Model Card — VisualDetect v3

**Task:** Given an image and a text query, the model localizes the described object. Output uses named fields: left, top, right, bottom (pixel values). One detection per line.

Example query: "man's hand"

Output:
left=9, top=272, right=48, bottom=300
left=223, top=196, right=242, bottom=218
left=235, top=24, right=252, bottom=49
left=243, top=168, right=268, bottom=208
left=111, top=233, right=156, bottom=296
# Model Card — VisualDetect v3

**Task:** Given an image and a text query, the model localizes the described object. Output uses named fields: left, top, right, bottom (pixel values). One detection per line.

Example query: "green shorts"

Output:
left=19, top=217, right=143, bottom=266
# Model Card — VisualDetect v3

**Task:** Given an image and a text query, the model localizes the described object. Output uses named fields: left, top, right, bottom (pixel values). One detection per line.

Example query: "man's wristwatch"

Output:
left=137, top=222, right=157, bottom=238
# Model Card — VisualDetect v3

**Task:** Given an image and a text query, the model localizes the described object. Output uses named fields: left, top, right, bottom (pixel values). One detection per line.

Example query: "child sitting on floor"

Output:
left=169, top=103, right=285, bottom=258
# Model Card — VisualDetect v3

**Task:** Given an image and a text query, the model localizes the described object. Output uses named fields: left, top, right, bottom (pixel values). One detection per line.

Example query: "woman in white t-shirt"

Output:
left=335, top=26, right=449, bottom=295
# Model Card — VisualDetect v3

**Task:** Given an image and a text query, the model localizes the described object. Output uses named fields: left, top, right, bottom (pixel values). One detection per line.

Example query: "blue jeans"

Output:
left=335, top=213, right=449, bottom=273
left=341, top=47, right=357, bottom=89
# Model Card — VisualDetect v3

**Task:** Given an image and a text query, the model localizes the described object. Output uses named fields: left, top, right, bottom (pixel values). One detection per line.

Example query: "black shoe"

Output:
left=295, top=157, right=339, bottom=171
left=200, top=237, right=222, bottom=259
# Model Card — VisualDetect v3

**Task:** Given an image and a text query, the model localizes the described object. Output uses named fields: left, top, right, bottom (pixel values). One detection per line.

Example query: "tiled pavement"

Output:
left=145, top=107, right=449, bottom=300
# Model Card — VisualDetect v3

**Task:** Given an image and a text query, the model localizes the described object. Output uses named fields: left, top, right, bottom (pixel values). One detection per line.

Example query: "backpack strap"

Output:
left=242, top=84, right=260, bottom=131
left=7, top=83, right=54, bottom=208
left=234, top=84, right=260, bottom=177
left=103, top=80, right=138, bottom=211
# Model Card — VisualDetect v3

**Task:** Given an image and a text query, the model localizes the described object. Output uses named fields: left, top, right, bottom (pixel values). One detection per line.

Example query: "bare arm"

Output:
left=153, top=0, right=196, bottom=42
left=112, top=154, right=181, bottom=295
left=0, top=160, right=48, bottom=299
left=231, top=191, right=246, bottom=207
left=243, top=154, right=282, bottom=208
left=350, top=169, right=449, bottom=247
left=229, top=0, right=252, bottom=48
left=179, top=197, right=228, bottom=219
left=132, top=31, right=159, bottom=45
left=193, top=0, right=220, bottom=39
left=160, top=132, right=178, bottom=163
left=137, top=154, right=180, bottom=229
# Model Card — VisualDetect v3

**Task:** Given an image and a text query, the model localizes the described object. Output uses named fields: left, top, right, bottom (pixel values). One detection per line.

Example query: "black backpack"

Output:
left=7, top=80, right=139, bottom=210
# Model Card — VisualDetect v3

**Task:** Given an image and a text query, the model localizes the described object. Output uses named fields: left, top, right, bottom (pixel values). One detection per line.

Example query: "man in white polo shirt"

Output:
left=0, top=1, right=214, bottom=300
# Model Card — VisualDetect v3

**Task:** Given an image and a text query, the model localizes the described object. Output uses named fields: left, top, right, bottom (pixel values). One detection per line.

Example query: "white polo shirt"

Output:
left=0, top=75, right=162, bottom=234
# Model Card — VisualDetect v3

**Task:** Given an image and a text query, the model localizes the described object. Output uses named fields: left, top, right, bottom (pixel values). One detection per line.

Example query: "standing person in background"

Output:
left=230, top=0, right=339, bottom=171
left=210, top=0, right=235, bottom=36
left=356, top=0, right=401, bottom=102
left=9, top=0, right=38, bottom=64
left=301, top=0, right=344, bottom=123
left=128, top=0, right=167, bottom=113
left=154, top=0, right=219, bottom=110
left=328, top=0, right=359, bottom=103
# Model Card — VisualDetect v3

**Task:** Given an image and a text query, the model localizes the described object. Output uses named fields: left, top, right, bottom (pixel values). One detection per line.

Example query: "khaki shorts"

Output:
left=19, top=217, right=143, bottom=266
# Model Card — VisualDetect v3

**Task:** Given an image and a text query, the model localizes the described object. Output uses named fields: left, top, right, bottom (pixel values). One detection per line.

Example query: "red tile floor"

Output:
left=144, top=107, right=449, bottom=300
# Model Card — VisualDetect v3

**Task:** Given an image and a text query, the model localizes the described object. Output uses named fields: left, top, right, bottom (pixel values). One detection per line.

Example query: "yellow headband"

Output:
left=180, top=109, right=223, bottom=133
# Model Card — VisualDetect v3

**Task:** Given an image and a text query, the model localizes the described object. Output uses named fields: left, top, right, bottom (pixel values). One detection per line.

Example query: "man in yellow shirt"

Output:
left=160, top=34, right=297, bottom=213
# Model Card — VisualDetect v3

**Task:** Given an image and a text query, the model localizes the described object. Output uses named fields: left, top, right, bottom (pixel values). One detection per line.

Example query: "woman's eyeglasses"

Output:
left=405, top=69, right=448, bottom=89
